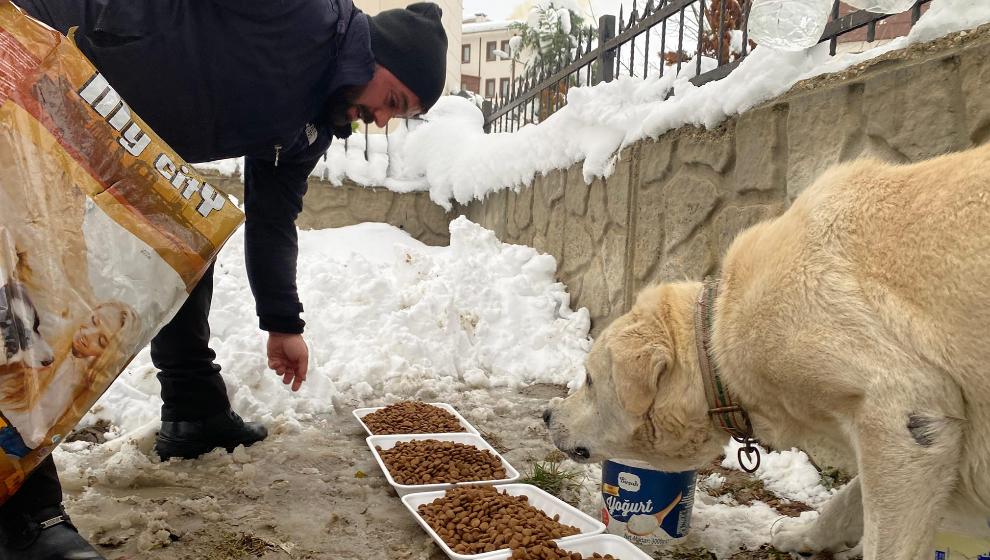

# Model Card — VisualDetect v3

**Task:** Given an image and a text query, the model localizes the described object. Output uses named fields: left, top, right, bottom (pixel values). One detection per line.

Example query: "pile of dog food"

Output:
left=377, top=440, right=508, bottom=485
left=417, top=485, right=581, bottom=554
left=362, top=401, right=466, bottom=434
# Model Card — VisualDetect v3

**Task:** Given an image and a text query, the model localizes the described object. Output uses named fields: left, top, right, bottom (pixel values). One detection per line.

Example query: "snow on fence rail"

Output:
left=483, top=0, right=933, bottom=133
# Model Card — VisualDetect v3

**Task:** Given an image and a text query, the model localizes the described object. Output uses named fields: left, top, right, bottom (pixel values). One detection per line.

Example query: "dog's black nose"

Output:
left=573, top=446, right=590, bottom=459
left=542, top=409, right=552, bottom=426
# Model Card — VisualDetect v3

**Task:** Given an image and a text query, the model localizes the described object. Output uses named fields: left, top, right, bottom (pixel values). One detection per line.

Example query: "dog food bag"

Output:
left=601, top=459, right=696, bottom=549
left=0, top=2, right=242, bottom=501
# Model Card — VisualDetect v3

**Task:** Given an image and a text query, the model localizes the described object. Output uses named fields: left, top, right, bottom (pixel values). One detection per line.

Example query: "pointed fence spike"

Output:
left=619, top=5, right=624, bottom=31
left=364, top=125, right=369, bottom=161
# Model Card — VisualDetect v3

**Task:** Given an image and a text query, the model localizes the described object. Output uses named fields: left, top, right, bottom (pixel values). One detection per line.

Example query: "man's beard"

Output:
left=323, top=86, right=373, bottom=139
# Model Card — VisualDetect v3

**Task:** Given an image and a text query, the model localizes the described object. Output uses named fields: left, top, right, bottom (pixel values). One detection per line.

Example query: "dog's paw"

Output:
left=771, top=513, right=822, bottom=555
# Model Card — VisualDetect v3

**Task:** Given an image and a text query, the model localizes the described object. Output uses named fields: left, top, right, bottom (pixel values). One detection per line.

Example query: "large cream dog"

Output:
left=545, top=143, right=990, bottom=560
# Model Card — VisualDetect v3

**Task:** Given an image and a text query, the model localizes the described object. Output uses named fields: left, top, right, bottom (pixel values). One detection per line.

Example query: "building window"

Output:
left=486, top=41, right=498, bottom=61
left=485, top=79, right=496, bottom=98
left=500, top=78, right=511, bottom=98
left=501, top=40, right=511, bottom=57
left=462, top=44, right=471, bottom=64
left=462, top=75, right=480, bottom=94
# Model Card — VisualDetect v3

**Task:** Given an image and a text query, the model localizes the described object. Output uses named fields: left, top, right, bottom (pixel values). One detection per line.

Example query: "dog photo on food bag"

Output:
left=0, top=278, right=54, bottom=371
left=545, top=143, right=990, bottom=560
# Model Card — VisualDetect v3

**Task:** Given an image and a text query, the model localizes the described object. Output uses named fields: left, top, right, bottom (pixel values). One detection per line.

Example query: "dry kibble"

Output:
left=417, top=486, right=581, bottom=556
left=377, top=440, right=508, bottom=484
left=363, top=401, right=465, bottom=435
left=508, top=541, right=622, bottom=559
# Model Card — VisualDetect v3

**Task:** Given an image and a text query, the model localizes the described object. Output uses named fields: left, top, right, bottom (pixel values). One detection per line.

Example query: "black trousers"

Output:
left=151, top=263, right=230, bottom=422
left=1, top=264, right=228, bottom=517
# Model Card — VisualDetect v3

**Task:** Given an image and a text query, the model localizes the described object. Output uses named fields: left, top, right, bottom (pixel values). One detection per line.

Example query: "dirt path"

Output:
left=60, top=386, right=572, bottom=560
left=58, top=384, right=849, bottom=560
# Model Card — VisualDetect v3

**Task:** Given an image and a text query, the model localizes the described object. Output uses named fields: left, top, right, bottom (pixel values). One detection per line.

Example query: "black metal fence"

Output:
left=483, top=0, right=932, bottom=134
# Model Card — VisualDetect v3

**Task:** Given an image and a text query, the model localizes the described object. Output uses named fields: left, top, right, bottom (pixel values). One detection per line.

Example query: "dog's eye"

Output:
left=585, top=373, right=592, bottom=388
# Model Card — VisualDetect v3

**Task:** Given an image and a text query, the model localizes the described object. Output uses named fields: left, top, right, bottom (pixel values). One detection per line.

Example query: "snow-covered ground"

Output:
left=196, top=0, right=990, bottom=212
left=81, top=217, right=591, bottom=435
left=55, top=218, right=854, bottom=559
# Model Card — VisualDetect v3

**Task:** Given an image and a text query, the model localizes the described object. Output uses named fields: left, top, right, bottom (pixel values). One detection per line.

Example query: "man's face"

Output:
left=335, top=65, right=423, bottom=128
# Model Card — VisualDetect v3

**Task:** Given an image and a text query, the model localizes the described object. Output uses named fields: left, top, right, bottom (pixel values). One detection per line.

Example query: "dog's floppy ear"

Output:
left=609, top=318, right=670, bottom=417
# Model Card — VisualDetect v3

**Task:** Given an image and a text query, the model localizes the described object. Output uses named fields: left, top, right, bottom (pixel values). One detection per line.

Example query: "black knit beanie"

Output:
left=367, top=2, right=448, bottom=112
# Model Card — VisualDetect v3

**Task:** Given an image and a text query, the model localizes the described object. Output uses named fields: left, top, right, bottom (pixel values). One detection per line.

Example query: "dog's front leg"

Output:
left=857, top=410, right=962, bottom=560
left=772, top=476, right=864, bottom=554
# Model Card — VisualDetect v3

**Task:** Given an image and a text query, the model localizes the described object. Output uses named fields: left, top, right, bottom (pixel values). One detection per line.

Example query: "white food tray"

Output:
left=484, top=534, right=654, bottom=559
left=367, top=433, right=520, bottom=497
left=401, top=483, right=606, bottom=560
left=353, top=402, right=480, bottom=436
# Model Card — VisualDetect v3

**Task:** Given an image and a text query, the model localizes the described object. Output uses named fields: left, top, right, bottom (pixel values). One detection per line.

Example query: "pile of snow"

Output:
left=84, top=217, right=591, bottom=437
left=199, top=0, right=990, bottom=211
left=691, top=496, right=789, bottom=558
left=722, top=439, right=835, bottom=508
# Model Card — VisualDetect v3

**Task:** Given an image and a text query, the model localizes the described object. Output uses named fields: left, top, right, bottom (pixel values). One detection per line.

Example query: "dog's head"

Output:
left=0, top=282, right=55, bottom=369
left=545, top=282, right=724, bottom=471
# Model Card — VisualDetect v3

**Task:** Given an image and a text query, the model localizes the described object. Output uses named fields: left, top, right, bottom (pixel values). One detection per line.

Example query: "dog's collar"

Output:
left=694, top=277, right=761, bottom=473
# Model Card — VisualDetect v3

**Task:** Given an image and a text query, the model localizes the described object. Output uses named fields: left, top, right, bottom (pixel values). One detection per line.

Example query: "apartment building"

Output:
left=460, top=14, right=523, bottom=101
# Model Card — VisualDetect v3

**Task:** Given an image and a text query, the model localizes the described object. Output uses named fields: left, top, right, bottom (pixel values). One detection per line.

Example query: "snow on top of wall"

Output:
left=198, top=0, right=989, bottom=211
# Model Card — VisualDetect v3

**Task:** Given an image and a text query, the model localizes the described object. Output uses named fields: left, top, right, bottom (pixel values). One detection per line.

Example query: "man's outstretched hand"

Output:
left=267, top=332, right=309, bottom=391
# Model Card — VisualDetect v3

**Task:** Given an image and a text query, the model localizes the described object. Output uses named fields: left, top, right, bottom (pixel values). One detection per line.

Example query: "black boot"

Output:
left=154, top=407, right=268, bottom=460
left=0, top=505, right=104, bottom=560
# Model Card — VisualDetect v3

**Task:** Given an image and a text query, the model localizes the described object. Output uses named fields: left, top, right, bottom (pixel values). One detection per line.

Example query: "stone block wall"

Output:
left=206, top=175, right=455, bottom=247
left=462, top=25, right=990, bottom=334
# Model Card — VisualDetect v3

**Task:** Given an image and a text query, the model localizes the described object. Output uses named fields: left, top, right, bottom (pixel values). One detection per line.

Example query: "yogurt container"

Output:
left=600, top=458, right=697, bottom=548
